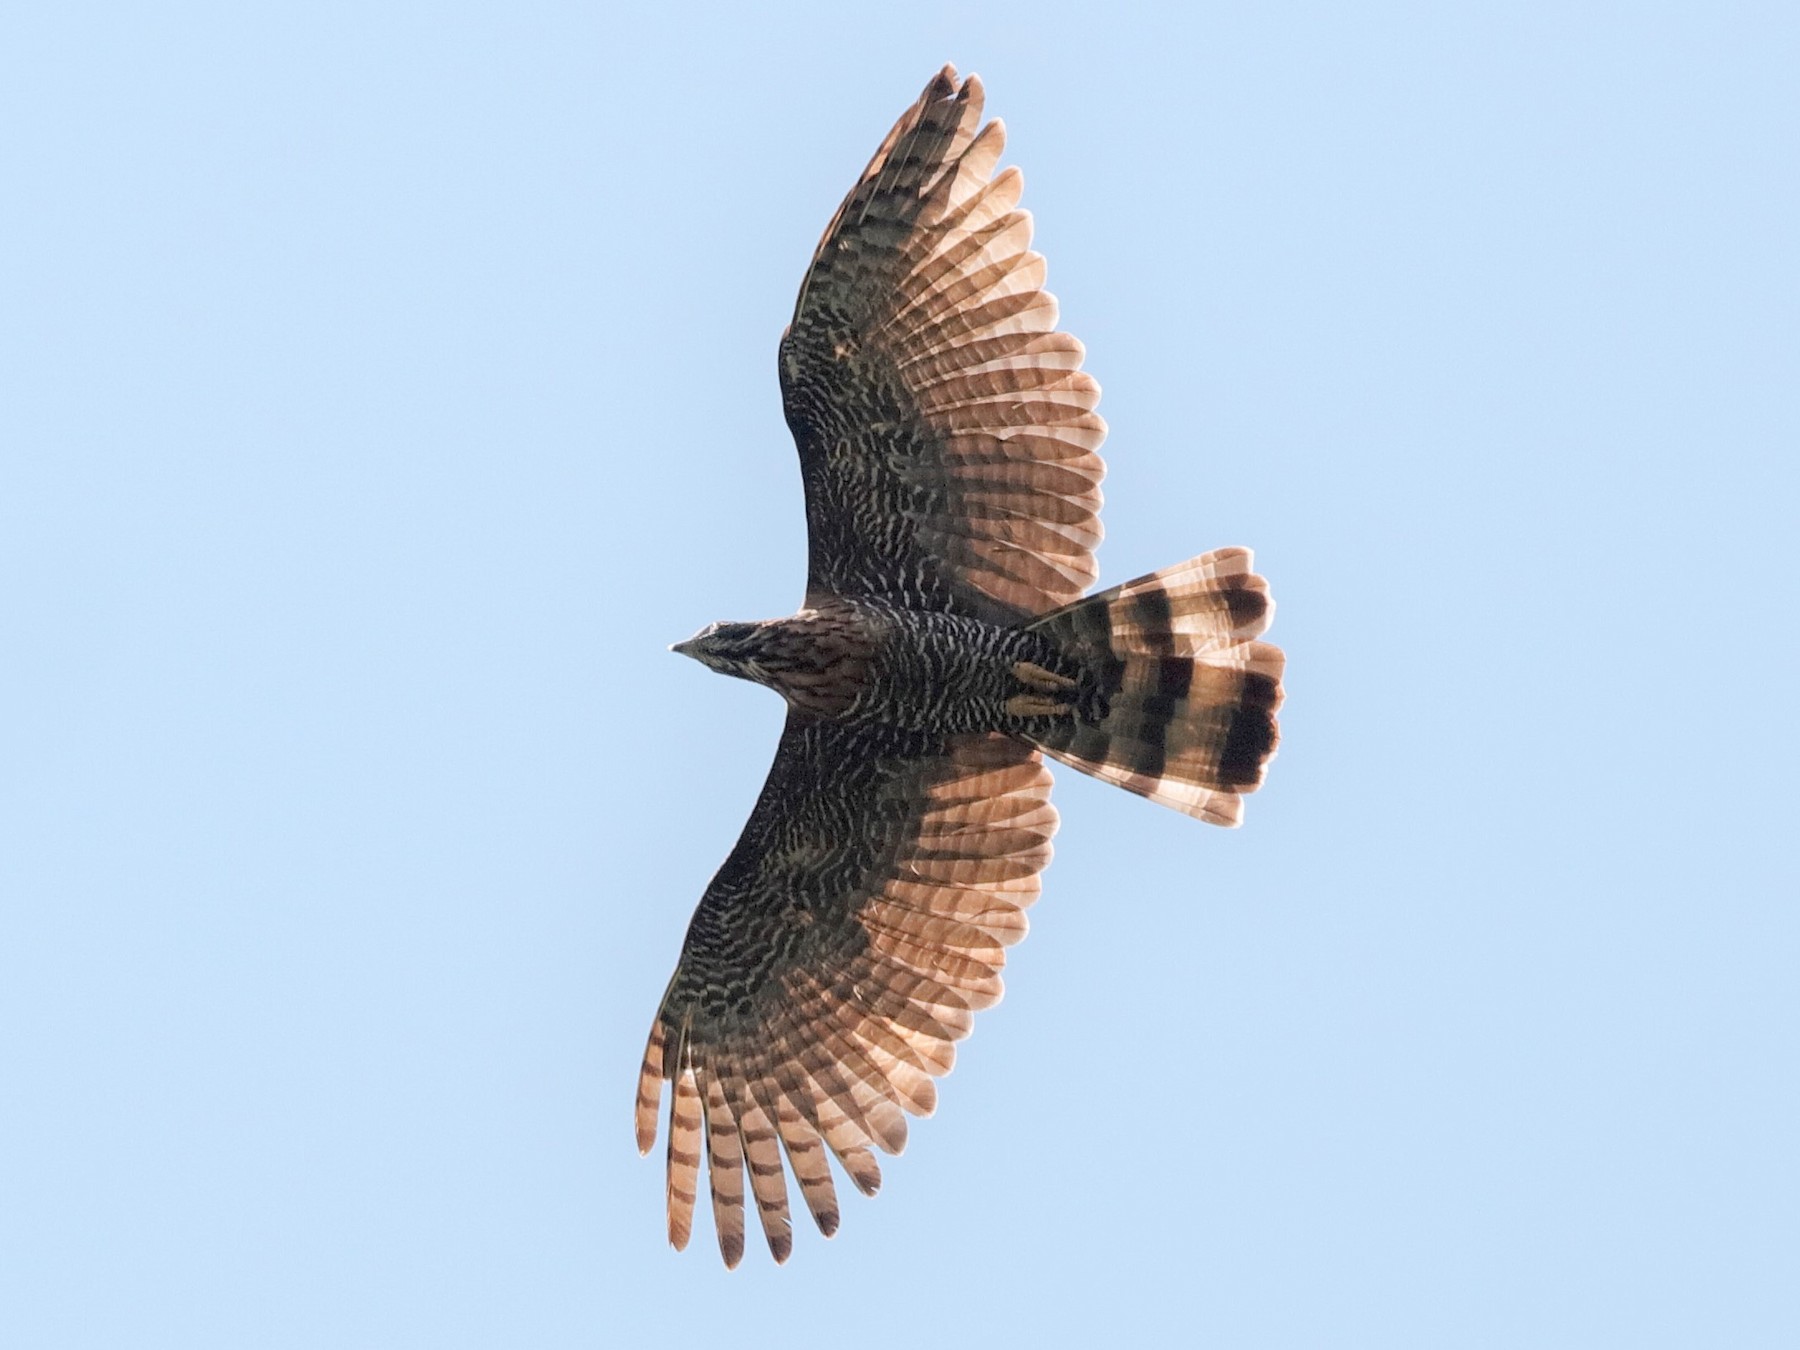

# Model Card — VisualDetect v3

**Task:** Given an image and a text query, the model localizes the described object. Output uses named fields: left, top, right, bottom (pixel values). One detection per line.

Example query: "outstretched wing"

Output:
left=780, top=65, right=1106, bottom=624
left=635, top=718, right=1056, bottom=1266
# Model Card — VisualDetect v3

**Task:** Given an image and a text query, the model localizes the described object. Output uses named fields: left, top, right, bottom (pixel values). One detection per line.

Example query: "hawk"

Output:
left=635, top=65, right=1284, bottom=1266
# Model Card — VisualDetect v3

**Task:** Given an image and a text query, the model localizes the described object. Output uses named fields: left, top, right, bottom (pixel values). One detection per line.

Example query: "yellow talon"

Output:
left=1005, top=693, right=1071, bottom=718
left=1012, top=661, right=1076, bottom=693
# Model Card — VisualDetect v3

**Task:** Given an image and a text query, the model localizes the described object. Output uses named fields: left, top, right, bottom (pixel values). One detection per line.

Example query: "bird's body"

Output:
left=677, top=601, right=1083, bottom=733
left=637, top=65, right=1285, bottom=1267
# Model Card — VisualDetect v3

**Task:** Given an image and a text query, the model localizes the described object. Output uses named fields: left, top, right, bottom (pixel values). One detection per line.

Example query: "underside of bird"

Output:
left=636, top=64, right=1286, bottom=1269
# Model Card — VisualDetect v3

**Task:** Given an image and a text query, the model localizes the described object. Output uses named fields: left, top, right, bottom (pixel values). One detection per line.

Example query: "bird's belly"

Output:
left=839, top=610, right=1068, bottom=735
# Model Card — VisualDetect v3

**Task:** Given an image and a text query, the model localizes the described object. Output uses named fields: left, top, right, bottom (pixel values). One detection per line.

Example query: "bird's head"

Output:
left=671, top=620, right=773, bottom=684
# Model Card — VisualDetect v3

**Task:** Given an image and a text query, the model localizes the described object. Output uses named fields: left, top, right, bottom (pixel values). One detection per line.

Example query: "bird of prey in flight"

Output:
left=636, top=64, right=1284, bottom=1267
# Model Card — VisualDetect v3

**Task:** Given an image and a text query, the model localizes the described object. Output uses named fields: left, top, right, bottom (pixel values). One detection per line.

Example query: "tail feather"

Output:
left=1023, top=547, right=1283, bottom=826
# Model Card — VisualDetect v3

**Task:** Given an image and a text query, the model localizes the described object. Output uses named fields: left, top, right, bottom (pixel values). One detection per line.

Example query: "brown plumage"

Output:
left=638, top=65, right=1285, bottom=1266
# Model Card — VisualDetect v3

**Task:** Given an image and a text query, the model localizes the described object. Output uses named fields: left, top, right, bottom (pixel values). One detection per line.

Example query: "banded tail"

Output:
left=1022, top=547, right=1284, bottom=826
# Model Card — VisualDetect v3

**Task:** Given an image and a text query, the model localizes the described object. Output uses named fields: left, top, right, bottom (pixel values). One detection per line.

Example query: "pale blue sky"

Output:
left=5, top=3, right=1797, bottom=1346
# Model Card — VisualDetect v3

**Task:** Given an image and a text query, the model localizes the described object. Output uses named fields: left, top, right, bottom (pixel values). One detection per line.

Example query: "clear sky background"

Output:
left=5, top=3, right=1797, bottom=1346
